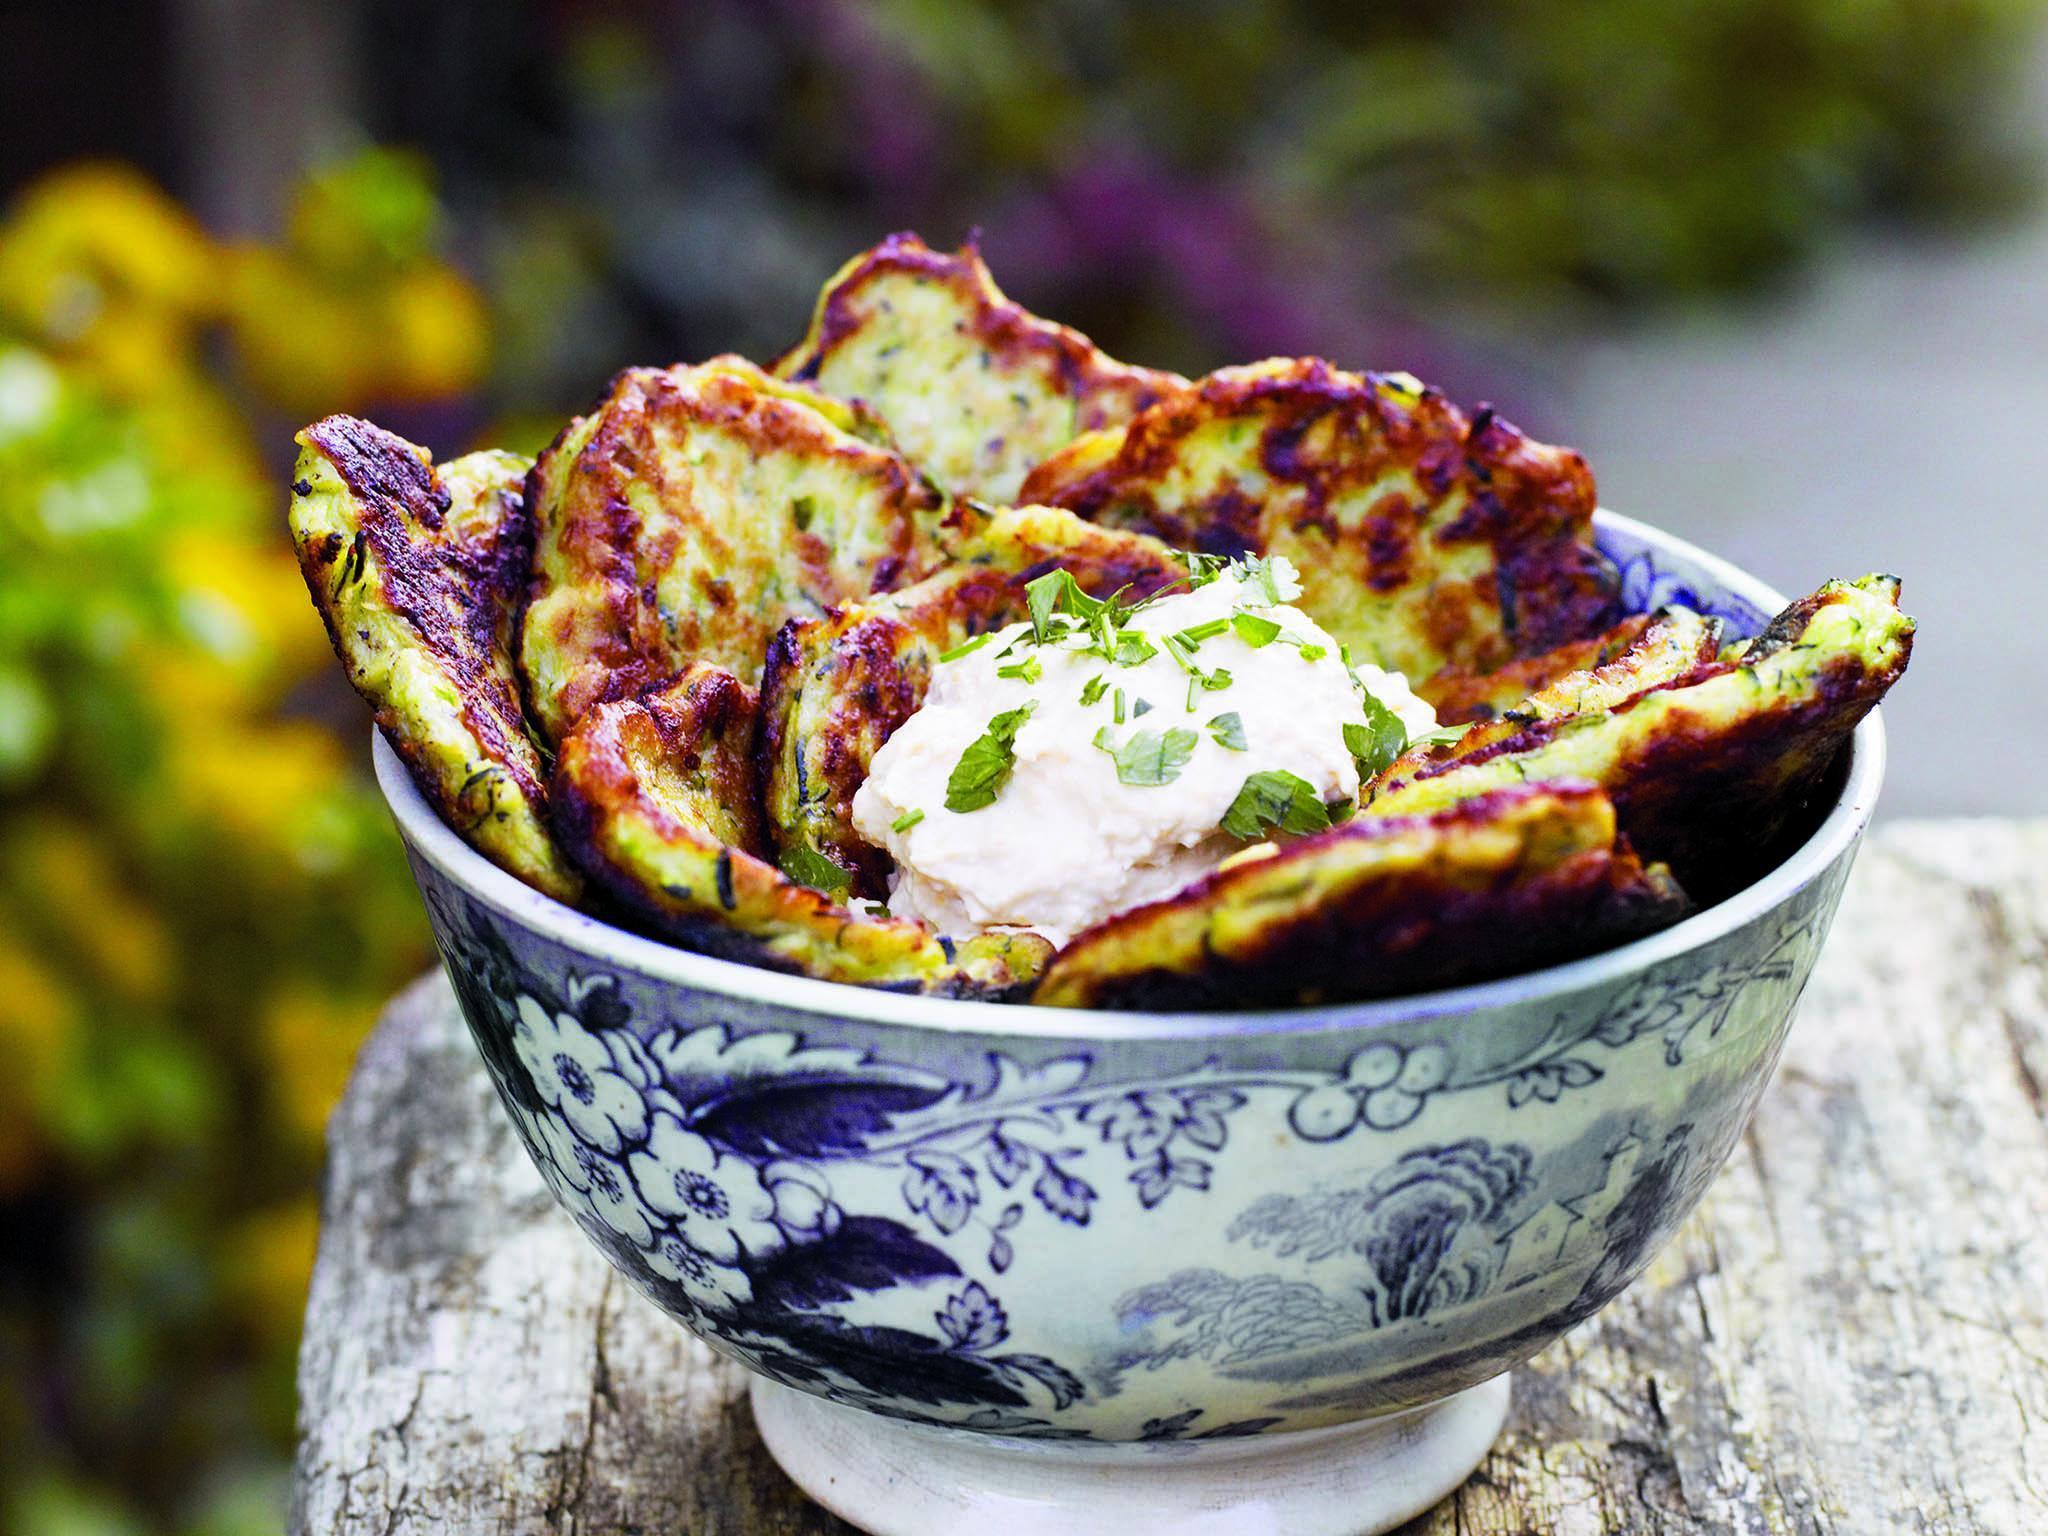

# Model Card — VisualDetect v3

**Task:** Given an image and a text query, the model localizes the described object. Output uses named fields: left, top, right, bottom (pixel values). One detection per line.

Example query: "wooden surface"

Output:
left=291, top=820, right=2048, bottom=1535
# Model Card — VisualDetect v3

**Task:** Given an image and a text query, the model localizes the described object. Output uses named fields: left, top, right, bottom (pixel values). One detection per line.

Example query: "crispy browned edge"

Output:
left=295, top=415, right=570, bottom=892
left=773, top=230, right=1186, bottom=435
left=1019, top=357, right=1620, bottom=673
left=1035, top=783, right=1687, bottom=1010
left=1421, top=614, right=1655, bottom=724
left=518, top=362, right=945, bottom=741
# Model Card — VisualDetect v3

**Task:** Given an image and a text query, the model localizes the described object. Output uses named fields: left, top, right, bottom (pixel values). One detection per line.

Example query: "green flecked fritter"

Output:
left=1035, top=782, right=1686, bottom=1009
left=1366, top=575, right=1913, bottom=891
left=773, top=232, right=1185, bottom=503
left=289, top=416, right=582, bottom=902
left=551, top=662, right=1050, bottom=996
left=756, top=504, right=1189, bottom=898
left=1020, top=357, right=1621, bottom=687
left=520, top=355, right=947, bottom=743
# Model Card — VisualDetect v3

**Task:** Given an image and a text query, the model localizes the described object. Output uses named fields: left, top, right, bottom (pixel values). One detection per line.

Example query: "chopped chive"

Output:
left=891, top=808, right=926, bottom=833
left=1172, top=617, right=1230, bottom=649
left=1113, top=687, right=1126, bottom=724
left=997, top=655, right=1043, bottom=684
left=939, top=632, right=995, bottom=663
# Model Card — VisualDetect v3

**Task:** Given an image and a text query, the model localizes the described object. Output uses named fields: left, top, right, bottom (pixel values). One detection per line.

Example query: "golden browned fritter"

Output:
left=551, top=663, right=1050, bottom=995
left=773, top=232, right=1186, bottom=502
left=1366, top=576, right=1913, bottom=891
left=520, top=356, right=946, bottom=742
left=1020, top=357, right=1621, bottom=685
left=289, top=417, right=581, bottom=902
left=1035, top=782, right=1686, bottom=1009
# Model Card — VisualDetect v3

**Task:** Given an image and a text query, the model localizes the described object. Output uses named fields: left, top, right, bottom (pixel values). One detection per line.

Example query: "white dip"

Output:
left=849, top=556, right=1437, bottom=948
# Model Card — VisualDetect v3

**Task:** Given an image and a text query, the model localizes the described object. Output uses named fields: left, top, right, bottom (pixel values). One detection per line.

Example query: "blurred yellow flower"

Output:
left=259, top=983, right=382, bottom=1153
left=0, top=164, right=219, bottom=402
left=219, top=1199, right=322, bottom=1347
left=225, top=148, right=489, bottom=415
left=2, top=819, right=172, bottom=1005
left=0, top=937, right=78, bottom=1194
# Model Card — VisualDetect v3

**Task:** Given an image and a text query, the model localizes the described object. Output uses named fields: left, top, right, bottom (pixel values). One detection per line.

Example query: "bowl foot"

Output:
left=750, top=1374, right=1510, bottom=1536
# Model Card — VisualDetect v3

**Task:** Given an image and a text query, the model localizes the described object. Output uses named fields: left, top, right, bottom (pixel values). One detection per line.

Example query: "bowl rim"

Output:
left=375, top=508, right=1887, bottom=1041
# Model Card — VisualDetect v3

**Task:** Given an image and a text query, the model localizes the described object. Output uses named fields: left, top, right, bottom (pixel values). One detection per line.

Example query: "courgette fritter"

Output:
left=773, top=232, right=1186, bottom=502
left=289, top=417, right=581, bottom=902
left=757, top=504, right=1189, bottom=897
left=521, top=355, right=946, bottom=742
left=1366, top=576, right=1912, bottom=890
left=1019, top=357, right=1621, bottom=685
left=1034, top=782, right=1686, bottom=1009
left=552, top=663, right=1050, bottom=995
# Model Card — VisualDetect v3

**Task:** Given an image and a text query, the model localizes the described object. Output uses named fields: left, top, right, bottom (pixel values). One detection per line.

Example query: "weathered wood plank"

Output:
left=292, top=821, right=2048, bottom=1535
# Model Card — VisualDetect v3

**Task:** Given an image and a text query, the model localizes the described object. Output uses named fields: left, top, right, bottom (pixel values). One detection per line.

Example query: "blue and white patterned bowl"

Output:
left=375, top=511, right=1882, bottom=1457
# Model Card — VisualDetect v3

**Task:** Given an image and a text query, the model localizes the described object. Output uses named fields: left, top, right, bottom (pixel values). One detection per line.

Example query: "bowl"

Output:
left=374, top=511, right=1885, bottom=1536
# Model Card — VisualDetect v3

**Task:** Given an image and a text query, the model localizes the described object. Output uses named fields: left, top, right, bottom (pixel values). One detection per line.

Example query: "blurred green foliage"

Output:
left=0, top=158, right=479, bottom=1534
left=1, top=0, right=2042, bottom=1530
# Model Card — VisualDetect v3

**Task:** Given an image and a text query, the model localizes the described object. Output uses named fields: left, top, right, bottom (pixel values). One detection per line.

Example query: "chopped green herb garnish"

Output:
left=1231, top=612, right=1281, bottom=647
left=1344, top=694, right=1409, bottom=781
left=1132, top=697, right=1154, bottom=717
left=1184, top=552, right=1232, bottom=588
left=1297, top=642, right=1327, bottom=662
left=1408, top=722, right=1468, bottom=750
left=1024, top=568, right=1104, bottom=643
left=1207, top=712, right=1248, bottom=750
left=939, top=632, right=995, bottom=664
left=779, top=843, right=852, bottom=893
left=945, top=703, right=1037, bottom=813
left=1238, top=555, right=1283, bottom=606
left=1221, top=770, right=1335, bottom=840
left=1201, top=667, right=1233, bottom=691
left=1079, top=674, right=1108, bottom=707
left=1114, top=631, right=1158, bottom=667
left=1095, top=726, right=1198, bottom=787
left=997, top=655, right=1043, bottom=684
left=1113, top=687, right=1127, bottom=724
left=890, top=808, right=925, bottom=834
left=1172, top=617, right=1230, bottom=648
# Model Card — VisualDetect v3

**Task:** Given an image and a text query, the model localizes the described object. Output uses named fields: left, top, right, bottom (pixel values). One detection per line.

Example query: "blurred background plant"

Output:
left=0, top=0, right=2040, bottom=1530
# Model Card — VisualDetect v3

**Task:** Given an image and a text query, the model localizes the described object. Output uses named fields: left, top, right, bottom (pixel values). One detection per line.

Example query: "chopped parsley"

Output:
left=1094, top=725, right=1198, bottom=787
left=1221, top=770, right=1338, bottom=840
left=1079, top=674, right=1108, bottom=707
left=1231, top=612, right=1281, bottom=648
left=939, top=632, right=996, bottom=664
left=890, top=808, right=925, bottom=833
left=778, top=843, right=852, bottom=893
left=945, top=702, right=1036, bottom=813
left=1024, top=568, right=1103, bottom=643
left=1238, top=555, right=1284, bottom=606
left=1344, top=694, right=1409, bottom=781
left=1207, top=712, right=1248, bottom=750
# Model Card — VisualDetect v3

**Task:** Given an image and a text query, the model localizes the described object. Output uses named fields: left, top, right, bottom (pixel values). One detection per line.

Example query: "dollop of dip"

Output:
left=850, top=556, right=1437, bottom=949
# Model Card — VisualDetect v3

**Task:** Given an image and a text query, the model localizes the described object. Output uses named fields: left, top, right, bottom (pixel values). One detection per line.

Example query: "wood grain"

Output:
left=291, top=821, right=2048, bottom=1535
